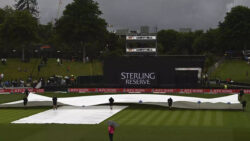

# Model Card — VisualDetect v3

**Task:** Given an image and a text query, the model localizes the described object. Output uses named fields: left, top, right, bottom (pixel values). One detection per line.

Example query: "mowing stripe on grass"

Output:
left=198, top=111, right=206, bottom=126
left=0, top=110, right=22, bottom=116
left=0, top=110, right=27, bottom=121
left=234, top=112, right=249, bottom=128
left=203, top=111, right=212, bottom=126
left=164, top=110, right=182, bottom=126
left=0, top=109, right=45, bottom=123
left=138, top=109, right=160, bottom=125
left=151, top=110, right=170, bottom=126
left=118, top=109, right=141, bottom=125
left=215, top=111, right=223, bottom=127
left=189, top=110, right=201, bottom=126
left=177, top=111, right=192, bottom=126
left=146, top=110, right=164, bottom=126
left=125, top=109, right=152, bottom=125
left=107, top=108, right=129, bottom=121
left=211, top=111, right=217, bottom=127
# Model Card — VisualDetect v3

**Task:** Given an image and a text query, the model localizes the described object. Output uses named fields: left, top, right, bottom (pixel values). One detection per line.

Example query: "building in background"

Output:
left=140, top=26, right=150, bottom=35
left=115, top=29, right=129, bottom=36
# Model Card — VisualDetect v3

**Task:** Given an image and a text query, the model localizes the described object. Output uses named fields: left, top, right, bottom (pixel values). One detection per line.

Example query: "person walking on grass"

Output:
left=23, top=97, right=28, bottom=107
left=168, top=97, right=173, bottom=110
left=53, top=96, right=58, bottom=110
left=23, top=89, right=29, bottom=108
left=109, top=97, right=114, bottom=110
left=108, top=125, right=115, bottom=141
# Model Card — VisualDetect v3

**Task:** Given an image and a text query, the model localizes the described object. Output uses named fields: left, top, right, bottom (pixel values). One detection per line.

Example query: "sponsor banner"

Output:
left=67, top=88, right=250, bottom=94
left=244, top=89, right=250, bottom=94
left=68, top=88, right=96, bottom=93
left=203, top=89, right=211, bottom=93
left=124, top=88, right=152, bottom=93
left=68, top=88, right=81, bottom=93
left=78, top=88, right=96, bottom=93
left=153, top=89, right=178, bottom=93
left=0, top=89, right=11, bottom=94
left=12, top=88, right=26, bottom=93
left=179, top=89, right=204, bottom=94
left=97, top=88, right=123, bottom=93
left=210, top=89, right=234, bottom=94
left=0, top=89, right=44, bottom=94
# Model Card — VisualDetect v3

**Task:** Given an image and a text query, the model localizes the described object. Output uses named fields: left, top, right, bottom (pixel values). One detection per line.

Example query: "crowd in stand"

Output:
left=0, top=74, right=76, bottom=89
left=0, top=75, right=39, bottom=88
left=0, top=56, right=78, bottom=89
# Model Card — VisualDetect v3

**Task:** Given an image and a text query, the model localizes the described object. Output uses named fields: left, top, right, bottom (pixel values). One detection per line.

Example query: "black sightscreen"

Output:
left=103, top=56, right=205, bottom=88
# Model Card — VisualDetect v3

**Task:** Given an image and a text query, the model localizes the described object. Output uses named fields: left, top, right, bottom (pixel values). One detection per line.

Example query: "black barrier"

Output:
left=77, top=76, right=103, bottom=84
left=103, top=56, right=205, bottom=88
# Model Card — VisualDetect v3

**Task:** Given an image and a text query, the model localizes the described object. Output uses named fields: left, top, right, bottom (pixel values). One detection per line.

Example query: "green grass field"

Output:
left=210, top=60, right=250, bottom=83
left=0, top=58, right=103, bottom=80
left=0, top=93, right=250, bottom=141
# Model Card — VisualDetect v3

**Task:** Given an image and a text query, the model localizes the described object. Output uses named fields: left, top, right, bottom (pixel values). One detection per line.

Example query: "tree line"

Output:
left=0, top=0, right=250, bottom=61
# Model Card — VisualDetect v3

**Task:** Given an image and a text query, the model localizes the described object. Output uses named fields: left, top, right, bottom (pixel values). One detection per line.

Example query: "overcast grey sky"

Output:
left=1, top=0, right=250, bottom=30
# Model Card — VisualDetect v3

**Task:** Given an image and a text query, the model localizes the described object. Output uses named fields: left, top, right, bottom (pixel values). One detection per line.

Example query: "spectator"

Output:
left=57, top=58, right=60, bottom=65
left=65, top=76, right=70, bottom=85
left=0, top=73, right=4, bottom=80
left=0, top=73, right=2, bottom=82
left=86, top=56, right=89, bottom=62
left=20, top=79, right=25, bottom=87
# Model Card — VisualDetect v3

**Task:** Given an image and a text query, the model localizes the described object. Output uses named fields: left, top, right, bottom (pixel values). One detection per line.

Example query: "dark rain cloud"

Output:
left=1, top=0, right=250, bottom=30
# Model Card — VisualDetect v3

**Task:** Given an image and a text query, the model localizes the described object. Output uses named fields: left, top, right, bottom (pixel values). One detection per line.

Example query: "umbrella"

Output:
left=108, top=120, right=119, bottom=128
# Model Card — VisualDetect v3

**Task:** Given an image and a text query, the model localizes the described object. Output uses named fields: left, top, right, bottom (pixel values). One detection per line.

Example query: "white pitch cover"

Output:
left=12, top=106, right=127, bottom=124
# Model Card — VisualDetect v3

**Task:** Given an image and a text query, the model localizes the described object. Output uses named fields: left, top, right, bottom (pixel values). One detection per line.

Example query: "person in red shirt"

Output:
left=108, top=125, right=115, bottom=141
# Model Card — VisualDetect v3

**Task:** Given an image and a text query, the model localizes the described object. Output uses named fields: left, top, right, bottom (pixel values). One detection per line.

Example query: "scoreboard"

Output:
left=126, top=36, right=157, bottom=55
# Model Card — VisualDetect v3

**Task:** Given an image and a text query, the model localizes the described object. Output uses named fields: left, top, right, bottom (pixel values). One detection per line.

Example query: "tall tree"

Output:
left=157, top=30, right=179, bottom=54
left=102, top=33, right=125, bottom=57
left=0, top=8, right=6, bottom=56
left=219, top=6, right=250, bottom=51
left=0, top=9, right=39, bottom=60
left=0, top=8, right=6, bottom=24
left=15, top=0, right=39, bottom=16
left=192, top=29, right=219, bottom=54
left=55, top=0, right=108, bottom=61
